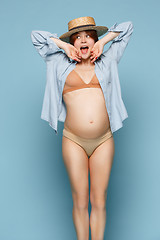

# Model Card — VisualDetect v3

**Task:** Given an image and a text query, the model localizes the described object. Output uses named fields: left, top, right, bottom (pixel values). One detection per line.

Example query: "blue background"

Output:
left=0, top=0, right=160, bottom=239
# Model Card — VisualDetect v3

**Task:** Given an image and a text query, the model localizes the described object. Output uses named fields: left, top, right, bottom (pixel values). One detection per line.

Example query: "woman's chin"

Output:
left=81, top=53, right=91, bottom=60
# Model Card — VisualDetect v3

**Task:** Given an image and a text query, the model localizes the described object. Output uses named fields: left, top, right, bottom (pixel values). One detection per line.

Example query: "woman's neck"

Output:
left=76, top=58, right=95, bottom=68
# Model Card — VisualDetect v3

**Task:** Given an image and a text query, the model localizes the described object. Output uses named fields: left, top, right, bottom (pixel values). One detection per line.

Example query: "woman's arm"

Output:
left=100, top=31, right=121, bottom=45
left=30, top=30, right=65, bottom=61
left=50, top=37, right=82, bottom=62
left=50, top=37, right=68, bottom=50
left=31, top=30, right=81, bottom=62
left=101, top=21, right=134, bottom=63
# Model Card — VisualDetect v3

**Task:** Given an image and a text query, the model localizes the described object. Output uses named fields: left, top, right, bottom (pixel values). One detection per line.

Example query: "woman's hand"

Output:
left=63, top=43, right=82, bottom=62
left=90, top=39, right=105, bottom=63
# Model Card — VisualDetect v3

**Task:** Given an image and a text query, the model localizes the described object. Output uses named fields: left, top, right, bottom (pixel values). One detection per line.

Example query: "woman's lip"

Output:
left=80, top=46, right=89, bottom=49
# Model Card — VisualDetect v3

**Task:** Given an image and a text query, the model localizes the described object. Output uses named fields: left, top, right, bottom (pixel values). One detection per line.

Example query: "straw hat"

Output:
left=59, top=16, right=108, bottom=43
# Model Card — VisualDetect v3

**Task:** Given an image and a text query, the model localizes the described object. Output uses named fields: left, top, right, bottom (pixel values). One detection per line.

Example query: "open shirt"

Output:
left=30, top=21, right=134, bottom=135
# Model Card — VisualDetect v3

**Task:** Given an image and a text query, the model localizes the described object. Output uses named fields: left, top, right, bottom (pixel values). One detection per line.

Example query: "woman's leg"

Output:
left=89, top=136, right=115, bottom=240
left=62, top=135, right=89, bottom=240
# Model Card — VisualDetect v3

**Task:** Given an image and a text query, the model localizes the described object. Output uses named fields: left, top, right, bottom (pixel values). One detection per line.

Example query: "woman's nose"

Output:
left=81, top=36, right=87, bottom=42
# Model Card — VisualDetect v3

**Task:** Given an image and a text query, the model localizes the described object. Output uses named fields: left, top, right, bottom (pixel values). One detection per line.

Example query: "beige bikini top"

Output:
left=62, top=69, right=101, bottom=95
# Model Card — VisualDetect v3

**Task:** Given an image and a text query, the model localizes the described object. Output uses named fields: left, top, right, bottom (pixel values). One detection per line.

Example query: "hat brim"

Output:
left=59, top=25, right=108, bottom=43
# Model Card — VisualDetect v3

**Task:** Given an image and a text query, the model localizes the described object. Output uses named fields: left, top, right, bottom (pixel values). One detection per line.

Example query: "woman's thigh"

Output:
left=89, top=136, right=115, bottom=204
left=62, top=136, right=89, bottom=206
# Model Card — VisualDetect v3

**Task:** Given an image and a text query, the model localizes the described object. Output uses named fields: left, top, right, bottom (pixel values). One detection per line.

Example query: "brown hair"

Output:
left=69, top=30, right=98, bottom=45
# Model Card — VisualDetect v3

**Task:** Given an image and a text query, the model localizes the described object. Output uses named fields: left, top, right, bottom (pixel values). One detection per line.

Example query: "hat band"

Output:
left=69, top=24, right=95, bottom=31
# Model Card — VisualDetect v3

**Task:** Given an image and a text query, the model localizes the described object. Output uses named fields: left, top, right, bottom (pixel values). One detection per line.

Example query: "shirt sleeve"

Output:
left=30, top=30, right=63, bottom=61
left=102, top=21, right=134, bottom=63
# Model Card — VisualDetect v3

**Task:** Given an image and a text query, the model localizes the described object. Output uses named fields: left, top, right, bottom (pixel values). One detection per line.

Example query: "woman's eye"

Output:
left=76, top=35, right=89, bottom=39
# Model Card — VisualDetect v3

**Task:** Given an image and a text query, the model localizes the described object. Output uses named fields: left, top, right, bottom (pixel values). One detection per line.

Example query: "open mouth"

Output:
left=80, top=46, right=89, bottom=54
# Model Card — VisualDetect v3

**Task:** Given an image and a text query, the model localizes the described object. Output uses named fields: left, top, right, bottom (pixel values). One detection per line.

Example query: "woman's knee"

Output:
left=72, top=191, right=89, bottom=209
left=90, top=191, right=107, bottom=209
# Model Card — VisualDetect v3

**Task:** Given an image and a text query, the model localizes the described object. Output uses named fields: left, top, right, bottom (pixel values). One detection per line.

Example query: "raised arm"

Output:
left=101, top=21, right=134, bottom=63
left=31, top=30, right=82, bottom=62
left=30, top=30, right=67, bottom=61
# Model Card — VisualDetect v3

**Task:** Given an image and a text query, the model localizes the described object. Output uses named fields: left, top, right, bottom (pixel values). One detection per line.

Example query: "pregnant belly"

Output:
left=63, top=88, right=111, bottom=138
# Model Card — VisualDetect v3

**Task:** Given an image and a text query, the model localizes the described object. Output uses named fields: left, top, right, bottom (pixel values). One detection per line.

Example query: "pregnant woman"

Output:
left=31, top=16, right=133, bottom=240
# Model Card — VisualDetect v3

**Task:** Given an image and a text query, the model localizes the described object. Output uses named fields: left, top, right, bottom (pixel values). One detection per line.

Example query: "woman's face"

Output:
left=73, top=31, right=95, bottom=59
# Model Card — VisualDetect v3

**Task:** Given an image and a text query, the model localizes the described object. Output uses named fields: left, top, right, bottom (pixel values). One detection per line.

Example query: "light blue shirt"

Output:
left=31, top=21, right=134, bottom=135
